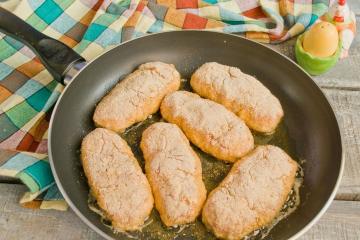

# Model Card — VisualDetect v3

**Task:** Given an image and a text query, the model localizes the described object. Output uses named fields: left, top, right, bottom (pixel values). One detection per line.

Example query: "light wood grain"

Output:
left=298, top=200, right=360, bottom=240
left=324, top=89, right=360, bottom=201
left=0, top=184, right=359, bottom=240
left=0, top=184, right=101, bottom=240
left=348, top=0, right=360, bottom=15
left=314, top=27, right=360, bottom=90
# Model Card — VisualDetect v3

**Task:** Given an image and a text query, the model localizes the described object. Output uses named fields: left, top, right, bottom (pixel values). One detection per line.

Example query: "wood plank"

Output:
left=348, top=0, right=360, bottom=15
left=298, top=200, right=360, bottom=240
left=0, top=184, right=359, bottom=240
left=0, top=184, right=101, bottom=240
left=314, top=30, right=360, bottom=90
left=324, top=89, right=360, bottom=200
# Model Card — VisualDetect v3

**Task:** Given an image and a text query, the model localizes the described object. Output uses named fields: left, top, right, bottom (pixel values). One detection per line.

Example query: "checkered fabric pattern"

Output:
left=0, top=0, right=332, bottom=210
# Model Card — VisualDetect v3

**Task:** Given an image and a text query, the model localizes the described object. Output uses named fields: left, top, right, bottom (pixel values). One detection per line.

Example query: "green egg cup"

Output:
left=295, top=34, right=341, bottom=76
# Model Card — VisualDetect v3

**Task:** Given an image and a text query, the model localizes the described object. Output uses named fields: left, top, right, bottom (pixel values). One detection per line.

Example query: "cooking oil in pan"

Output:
left=86, top=79, right=304, bottom=240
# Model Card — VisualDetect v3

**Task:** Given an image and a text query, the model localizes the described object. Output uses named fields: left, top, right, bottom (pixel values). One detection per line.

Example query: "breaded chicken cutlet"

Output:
left=140, top=122, right=206, bottom=227
left=202, top=145, right=298, bottom=240
left=191, top=62, right=284, bottom=133
left=160, top=91, right=254, bottom=162
left=94, top=62, right=180, bottom=133
left=81, top=128, right=154, bottom=231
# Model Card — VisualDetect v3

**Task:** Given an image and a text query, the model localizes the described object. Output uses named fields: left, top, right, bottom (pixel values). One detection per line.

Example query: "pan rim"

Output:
left=48, top=30, right=345, bottom=240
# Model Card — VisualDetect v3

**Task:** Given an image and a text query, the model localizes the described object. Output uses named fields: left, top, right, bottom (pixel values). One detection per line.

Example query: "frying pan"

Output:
left=0, top=7, right=344, bottom=240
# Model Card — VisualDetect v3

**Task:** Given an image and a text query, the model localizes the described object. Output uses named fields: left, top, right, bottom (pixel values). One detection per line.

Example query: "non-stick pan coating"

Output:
left=49, top=31, right=343, bottom=240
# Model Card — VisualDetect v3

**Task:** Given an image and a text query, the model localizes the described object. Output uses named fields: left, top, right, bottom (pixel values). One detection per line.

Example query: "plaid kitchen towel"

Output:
left=0, top=0, right=341, bottom=210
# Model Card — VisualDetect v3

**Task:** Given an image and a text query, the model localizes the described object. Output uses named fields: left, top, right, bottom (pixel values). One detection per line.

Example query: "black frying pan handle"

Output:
left=0, top=7, right=85, bottom=84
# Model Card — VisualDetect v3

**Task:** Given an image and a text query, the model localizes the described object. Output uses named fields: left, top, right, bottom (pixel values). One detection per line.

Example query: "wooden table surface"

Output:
left=1, top=3, right=359, bottom=240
